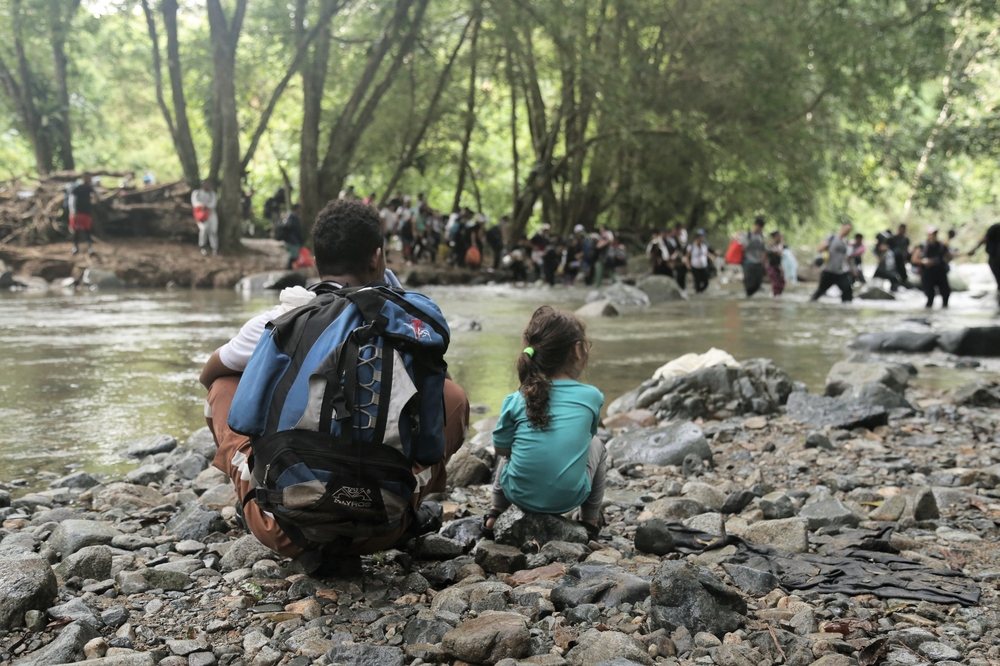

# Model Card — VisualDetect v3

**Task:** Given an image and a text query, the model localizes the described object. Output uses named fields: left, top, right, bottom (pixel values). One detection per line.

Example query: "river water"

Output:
left=1, top=281, right=998, bottom=481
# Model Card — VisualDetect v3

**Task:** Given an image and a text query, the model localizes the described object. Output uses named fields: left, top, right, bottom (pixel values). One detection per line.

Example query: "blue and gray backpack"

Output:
left=227, top=281, right=450, bottom=548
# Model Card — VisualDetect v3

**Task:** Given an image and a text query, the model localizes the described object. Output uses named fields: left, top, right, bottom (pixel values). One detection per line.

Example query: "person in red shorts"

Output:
left=70, top=174, right=96, bottom=255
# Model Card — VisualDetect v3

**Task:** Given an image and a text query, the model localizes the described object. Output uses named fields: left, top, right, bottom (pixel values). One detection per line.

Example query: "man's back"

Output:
left=73, top=183, right=94, bottom=214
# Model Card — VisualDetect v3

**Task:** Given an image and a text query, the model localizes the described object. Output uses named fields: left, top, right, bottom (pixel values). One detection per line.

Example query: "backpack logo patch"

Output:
left=331, top=486, right=374, bottom=509
left=406, top=317, right=432, bottom=341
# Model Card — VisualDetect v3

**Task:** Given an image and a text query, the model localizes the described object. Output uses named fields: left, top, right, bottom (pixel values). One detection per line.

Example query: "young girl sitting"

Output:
left=484, top=306, right=608, bottom=539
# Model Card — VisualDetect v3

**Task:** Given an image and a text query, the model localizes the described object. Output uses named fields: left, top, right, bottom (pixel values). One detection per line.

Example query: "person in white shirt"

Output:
left=685, top=229, right=716, bottom=293
left=191, top=180, right=219, bottom=256
left=199, top=199, right=467, bottom=561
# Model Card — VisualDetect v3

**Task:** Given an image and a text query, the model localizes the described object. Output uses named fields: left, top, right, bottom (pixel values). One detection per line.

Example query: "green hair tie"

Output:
left=523, top=347, right=534, bottom=357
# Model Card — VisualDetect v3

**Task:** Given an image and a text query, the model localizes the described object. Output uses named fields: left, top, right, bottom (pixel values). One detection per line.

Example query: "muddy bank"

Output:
left=0, top=238, right=514, bottom=291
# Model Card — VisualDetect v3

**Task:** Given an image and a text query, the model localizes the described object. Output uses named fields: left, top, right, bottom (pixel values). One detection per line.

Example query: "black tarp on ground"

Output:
left=662, top=524, right=981, bottom=606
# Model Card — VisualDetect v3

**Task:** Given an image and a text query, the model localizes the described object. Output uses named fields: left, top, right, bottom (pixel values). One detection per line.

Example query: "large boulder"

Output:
left=857, top=285, right=896, bottom=300
left=82, top=267, right=125, bottom=289
left=649, top=561, right=747, bottom=637
left=494, top=505, right=589, bottom=546
left=953, top=381, right=1000, bottom=408
left=550, top=564, right=651, bottom=611
left=825, top=361, right=913, bottom=396
left=165, top=502, right=227, bottom=541
left=49, top=471, right=99, bottom=489
left=798, top=498, right=861, bottom=530
left=124, top=434, right=177, bottom=458
left=785, top=392, right=888, bottom=430
left=325, top=644, right=405, bottom=666
left=586, top=283, right=650, bottom=307
left=575, top=300, right=620, bottom=318
left=740, top=518, right=809, bottom=553
left=441, top=612, right=531, bottom=665
left=843, top=383, right=913, bottom=410
left=0, top=557, right=58, bottom=630
left=198, top=482, right=238, bottom=511
left=606, top=422, right=712, bottom=467
left=634, top=519, right=675, bottom=556
left=48, top=520, right=122, bottom=556
left=565, top=629, right=654, bottom=666
left=633, top=359, right=793, bottom=421
left=446, top=448, right=492, bottom=488
left=606, top=387, right=641, bottom=416
left=636, top=275, right=688, bottom=303
left=849, top=331, right=939, bottom=353
left=12, top=621, right=99, bottom=665
left=937, top=327, right=1000, bottom=357
left=91, top=483, right=166, bottom=510
left=54, top=545, right=113, bottom=581
left=186, top=426, right=218, bottom=460
left=220, top=534, right=277, bottom=572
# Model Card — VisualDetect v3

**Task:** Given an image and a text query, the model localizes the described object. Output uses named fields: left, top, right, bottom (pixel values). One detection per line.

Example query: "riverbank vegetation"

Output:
left=2, top=0, right=1000, bottom=250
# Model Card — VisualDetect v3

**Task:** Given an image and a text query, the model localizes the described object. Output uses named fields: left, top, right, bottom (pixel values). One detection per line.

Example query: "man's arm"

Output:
left=200, top=349, right=238, bottom=389
left=969, top=236, right=986, bottom=256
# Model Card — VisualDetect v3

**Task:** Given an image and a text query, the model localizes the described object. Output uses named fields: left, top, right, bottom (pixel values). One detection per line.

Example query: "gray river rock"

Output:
left=606, top=422, right=712, bottom=466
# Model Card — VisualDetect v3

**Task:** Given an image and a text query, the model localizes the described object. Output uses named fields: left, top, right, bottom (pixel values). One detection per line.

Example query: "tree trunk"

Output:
left=207, top=0, right=247, bottom=253
left=162, top=0, right=201, bottom=187
left=3, top=0, right=54, bottom=174
left=507, top=49, right=519, bottom=219
left=298, top=0, right=333, bottom=232
left=142, top=0, right=202, bottom=186
left=208, top=92, right=223, bottom=185
left=49, top=0, right=79, bottom=171
left=452, top=10, right=481, bottom=212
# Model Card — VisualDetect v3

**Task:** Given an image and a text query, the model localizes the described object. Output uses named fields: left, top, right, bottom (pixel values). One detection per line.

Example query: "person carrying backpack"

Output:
left=199, top=199, right=470, bottom=573
left=69, top=174, right=96, bottom=255
left=810, top=222, right=857, bottom=303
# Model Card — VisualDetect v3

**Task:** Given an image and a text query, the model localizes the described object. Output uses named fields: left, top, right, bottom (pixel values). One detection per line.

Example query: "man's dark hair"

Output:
left=313, top=199, right=383, bottom=276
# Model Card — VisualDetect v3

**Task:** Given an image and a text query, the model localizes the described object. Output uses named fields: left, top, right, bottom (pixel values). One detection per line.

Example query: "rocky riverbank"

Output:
left=1, top=353, right=999, bottom=666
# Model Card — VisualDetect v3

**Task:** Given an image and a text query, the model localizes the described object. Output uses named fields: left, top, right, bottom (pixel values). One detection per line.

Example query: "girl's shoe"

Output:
left=481, top=508, right=504, bottom=540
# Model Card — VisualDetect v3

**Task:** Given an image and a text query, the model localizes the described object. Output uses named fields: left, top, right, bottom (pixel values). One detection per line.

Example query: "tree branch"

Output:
left=140, top=0, right=178, bottom=140
left=240, top=0, right=346, bottom=171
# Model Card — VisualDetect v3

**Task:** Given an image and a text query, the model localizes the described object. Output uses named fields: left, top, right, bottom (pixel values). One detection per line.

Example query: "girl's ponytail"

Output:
left=516, top=305, right=588, bottom=430
left=517, top=347, right=552, bottom=429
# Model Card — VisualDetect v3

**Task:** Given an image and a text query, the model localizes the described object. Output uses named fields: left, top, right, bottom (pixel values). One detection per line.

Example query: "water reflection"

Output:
left=0, top=283, right=996, bottom=480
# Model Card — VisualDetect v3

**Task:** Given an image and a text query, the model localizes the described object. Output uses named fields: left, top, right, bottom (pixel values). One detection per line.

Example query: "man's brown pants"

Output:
left=206, top=376, right=469, bottom=558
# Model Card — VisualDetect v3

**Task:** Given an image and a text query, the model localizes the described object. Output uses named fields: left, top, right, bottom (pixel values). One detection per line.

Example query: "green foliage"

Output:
left=1, top=0, right=1000, bottom=245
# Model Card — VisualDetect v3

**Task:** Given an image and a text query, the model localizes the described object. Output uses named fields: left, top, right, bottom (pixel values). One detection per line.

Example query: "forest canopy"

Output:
left=2, top=0, right=1000, bottom=251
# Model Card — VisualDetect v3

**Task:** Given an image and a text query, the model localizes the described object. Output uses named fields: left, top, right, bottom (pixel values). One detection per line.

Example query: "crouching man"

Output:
left=199, top=199, right=469, bottom=571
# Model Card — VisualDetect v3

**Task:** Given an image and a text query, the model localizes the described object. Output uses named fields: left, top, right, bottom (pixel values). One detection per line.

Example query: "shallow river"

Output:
left=1, top=281, right=998, bottom=481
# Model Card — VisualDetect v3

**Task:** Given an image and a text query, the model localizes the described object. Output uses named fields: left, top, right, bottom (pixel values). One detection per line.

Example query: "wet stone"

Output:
left=414, top=533, right=466, bottom=559
left=475, top=541, right=527, bottom=574
left=550, top=564, right=651, bottom=611
left=494, top=505, right=589, bottom=546
left=649, top=561, right=747, bottom=637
